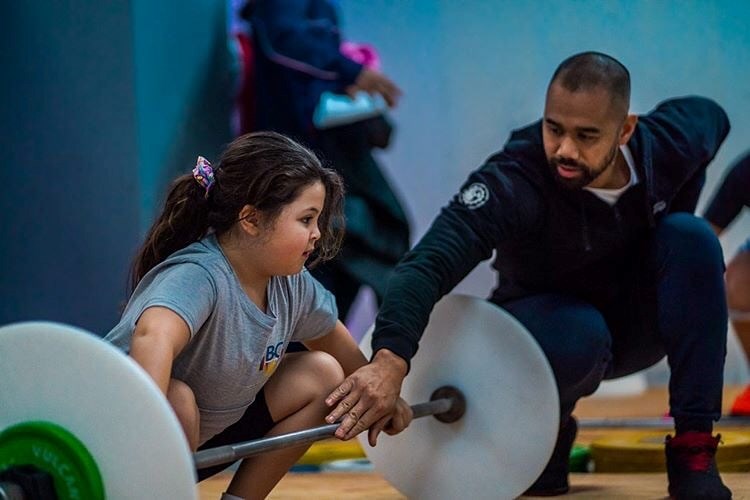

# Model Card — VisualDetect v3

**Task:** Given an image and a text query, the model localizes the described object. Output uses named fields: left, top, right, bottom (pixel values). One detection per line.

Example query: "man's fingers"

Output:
left=368, top=416, right=389, bottom=447
left=326, top=392, right=358, bottom=424
left=341, top=405, right=379, bottom=441
left=382, top=399, right=412, bottom=435
left=325, top=379, right=360, bottom=424
left=325, top=378, right=353, bottom=407
left=384, top=415, right=407, bottom=435
left=384, top=413, right=403, bottom=435
left=323, top=353, right=407, bottom=440
left=333, top=406, right=358, bottom=438
left=334, top=399, right=372, bottom=439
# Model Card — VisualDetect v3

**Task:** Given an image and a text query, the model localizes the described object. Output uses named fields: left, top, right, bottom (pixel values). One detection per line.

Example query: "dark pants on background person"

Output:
left=498, top=213, right=728, bottom=432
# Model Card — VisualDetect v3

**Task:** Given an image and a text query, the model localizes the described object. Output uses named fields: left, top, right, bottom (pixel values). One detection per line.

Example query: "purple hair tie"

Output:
left=192, top=156, right=215, bottom=198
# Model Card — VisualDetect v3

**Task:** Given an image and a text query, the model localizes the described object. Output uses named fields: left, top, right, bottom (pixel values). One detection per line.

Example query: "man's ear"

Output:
left=238, top=204, right=261, bottom=236
left=619, top=114, right=638, bottom=145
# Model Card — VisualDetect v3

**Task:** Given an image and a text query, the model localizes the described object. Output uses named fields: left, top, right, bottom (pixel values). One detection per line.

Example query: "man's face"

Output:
left=542, top=82, right=625, bottom=190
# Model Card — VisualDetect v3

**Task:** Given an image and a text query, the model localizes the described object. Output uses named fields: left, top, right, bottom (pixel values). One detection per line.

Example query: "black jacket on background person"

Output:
left=372, top=96, right=730, bottom=364
left=248, top=0, right=362, bottom=140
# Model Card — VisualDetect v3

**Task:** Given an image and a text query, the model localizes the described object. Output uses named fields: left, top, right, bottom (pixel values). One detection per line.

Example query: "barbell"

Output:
left=192, top=385, right=465, bottom=470
left=0, top=295, right=560, bottom=499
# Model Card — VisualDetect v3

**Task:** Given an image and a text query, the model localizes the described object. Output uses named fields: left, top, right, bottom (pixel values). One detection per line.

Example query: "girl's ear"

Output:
left=238, top=204, right=261, bottom=236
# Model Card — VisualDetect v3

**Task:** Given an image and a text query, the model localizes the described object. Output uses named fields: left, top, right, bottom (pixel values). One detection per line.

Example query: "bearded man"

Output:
left=326, top=51, right=732, bottom=499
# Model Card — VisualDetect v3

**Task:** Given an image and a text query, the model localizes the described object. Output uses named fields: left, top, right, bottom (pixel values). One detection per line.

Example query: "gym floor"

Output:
left=199, top=386, right=750, bottom=499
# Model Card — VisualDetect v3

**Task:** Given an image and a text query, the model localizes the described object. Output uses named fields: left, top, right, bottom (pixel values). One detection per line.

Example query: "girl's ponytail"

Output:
left=129, top=171, right=212, bottom=292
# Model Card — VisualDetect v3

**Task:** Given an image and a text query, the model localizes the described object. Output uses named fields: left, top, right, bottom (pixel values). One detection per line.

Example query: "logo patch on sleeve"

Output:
left=459, top=182, right=490, bottom=209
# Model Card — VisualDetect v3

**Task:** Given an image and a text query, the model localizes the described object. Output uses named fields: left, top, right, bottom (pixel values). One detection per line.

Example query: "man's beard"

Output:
left=549, top=142, right=619, bottom=190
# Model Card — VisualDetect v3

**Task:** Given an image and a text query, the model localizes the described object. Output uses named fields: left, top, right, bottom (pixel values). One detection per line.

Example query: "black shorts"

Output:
left=196, top=388, right=276, bottom=481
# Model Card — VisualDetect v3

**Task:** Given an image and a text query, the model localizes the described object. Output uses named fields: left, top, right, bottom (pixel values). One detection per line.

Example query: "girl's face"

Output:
left=259, top=181, right=325, bottom=276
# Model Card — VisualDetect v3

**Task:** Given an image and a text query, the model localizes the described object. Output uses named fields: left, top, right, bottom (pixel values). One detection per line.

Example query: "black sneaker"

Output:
left=665, top=432, right=732, bottom=499
left=524, top=416, right=578, bottom=496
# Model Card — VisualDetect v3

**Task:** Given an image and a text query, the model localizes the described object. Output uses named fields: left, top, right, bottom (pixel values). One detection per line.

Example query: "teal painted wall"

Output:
left=132, top=0, right=234, bottom=229
left=0, top=2, right=141, bottom=333
left=0, top=1, right=233, bottom=334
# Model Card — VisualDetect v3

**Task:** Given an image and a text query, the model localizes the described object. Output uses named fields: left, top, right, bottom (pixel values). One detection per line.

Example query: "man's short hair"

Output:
left=550, top=52, right=631, bottom=116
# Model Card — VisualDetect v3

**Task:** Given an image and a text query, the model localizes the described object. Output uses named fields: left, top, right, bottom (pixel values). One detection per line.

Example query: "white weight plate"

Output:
left=0, top=322, right=197, bottom=499
left=359, top=294, right=559, bottom=500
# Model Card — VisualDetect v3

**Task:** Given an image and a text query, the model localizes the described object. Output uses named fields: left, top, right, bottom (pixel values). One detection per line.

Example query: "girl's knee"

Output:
left=303, top=351, right=345, bottom=391
left=264, top=351, right=345, bottom=422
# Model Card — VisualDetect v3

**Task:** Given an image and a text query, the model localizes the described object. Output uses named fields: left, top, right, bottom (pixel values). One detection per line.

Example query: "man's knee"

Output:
left=504, top=296, right=612, bottom=390
left=538, top=309, right=613, bottom=391
left=656, top=213, right=724, bottom=266
left=557, top=327, right=611, bottom=389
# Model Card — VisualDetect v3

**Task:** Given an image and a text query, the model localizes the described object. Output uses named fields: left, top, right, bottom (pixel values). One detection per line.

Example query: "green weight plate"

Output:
left=0, top=421, right=104, bottom=500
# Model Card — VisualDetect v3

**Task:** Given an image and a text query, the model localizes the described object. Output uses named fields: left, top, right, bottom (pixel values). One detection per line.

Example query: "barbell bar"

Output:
left=193, top=386, right=465, bottom=470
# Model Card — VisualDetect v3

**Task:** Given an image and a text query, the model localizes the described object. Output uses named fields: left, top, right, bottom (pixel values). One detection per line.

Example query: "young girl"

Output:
left=105, top=131, right=410, bottom=500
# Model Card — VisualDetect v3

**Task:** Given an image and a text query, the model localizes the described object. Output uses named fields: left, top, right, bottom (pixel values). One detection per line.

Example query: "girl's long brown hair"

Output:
left=129, top=131, right=344, bottom=291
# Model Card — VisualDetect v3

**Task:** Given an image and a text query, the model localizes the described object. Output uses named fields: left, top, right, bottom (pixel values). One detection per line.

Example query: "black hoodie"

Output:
left=372, top=96, right=730, bottom=364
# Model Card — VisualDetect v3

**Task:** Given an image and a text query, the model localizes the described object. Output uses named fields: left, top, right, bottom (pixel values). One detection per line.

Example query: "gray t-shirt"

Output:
left=105, top=234, right=338, bottom=444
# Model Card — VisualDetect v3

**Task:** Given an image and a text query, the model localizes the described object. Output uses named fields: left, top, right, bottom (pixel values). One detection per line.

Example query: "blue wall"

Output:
left=0, top=2, right=141, bottom=333
left=0, top=1, right=233, bottom=334
left=132, top=0, right=234, bottom=228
